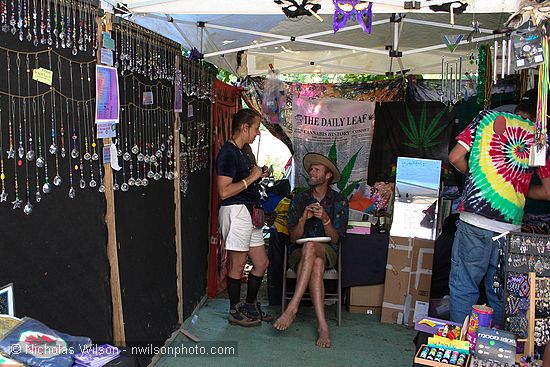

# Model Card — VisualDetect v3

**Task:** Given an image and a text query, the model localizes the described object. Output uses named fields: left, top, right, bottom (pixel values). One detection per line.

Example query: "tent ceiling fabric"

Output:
left=127, top=0, right=517, bottom=15
left=122, top=1, right=520, bottom=75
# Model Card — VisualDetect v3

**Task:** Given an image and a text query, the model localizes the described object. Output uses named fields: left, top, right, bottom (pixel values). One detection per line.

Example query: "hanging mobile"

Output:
left=59, top=0, right=65, bottom=48
left=33, top=96, right=41, bottom=203
left=16, top=54, right=25, bottom=160
left=65, top=81, right=76, bottom=198
left=0, top=98, right=7, bottom=202
left=41, top=95, right=52, bottom=194
left=1, top=0, right=8, bottom=33
left=130, top=78, right=139, bottom=156
left=120, top=107, right=128, bottom=192
left=86, top=64, right=98, bottom=161
left=11, top=96, right=21, bottom=209
left=24, top=55, right=35, bottom=162
left=57, top=57, right=66, bottom=157
left=68, top=61, right=79, bottom=160
left=71, top=3, right=76, bottom=55
left=127, top=103, right=135, bottom=186
left=47, top=50, right=58, bottom=154
left=46, top=0, right=52, bottom=45
left=39, top=0, right=45, bottom=44
left=6, top=51, right=15, bottom=160
left=80, top=64, right=91, bottom=161
left=142, top=106, right=150, bottom=186
left=22, top=72, right=33, bottom=214
left=76, top=101, right=85, bottom=189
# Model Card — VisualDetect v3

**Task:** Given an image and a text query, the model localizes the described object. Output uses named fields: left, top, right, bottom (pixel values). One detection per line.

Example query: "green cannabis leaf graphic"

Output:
left=400, top=104, right=447, bottom=149
left=300, top=142, right=362, bottom=199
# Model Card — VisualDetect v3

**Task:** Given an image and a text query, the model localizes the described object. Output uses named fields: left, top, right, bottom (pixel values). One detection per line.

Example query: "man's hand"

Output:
left=304, top=203, right=328, bottom=221
left=302, top=204, right=316, bottom=221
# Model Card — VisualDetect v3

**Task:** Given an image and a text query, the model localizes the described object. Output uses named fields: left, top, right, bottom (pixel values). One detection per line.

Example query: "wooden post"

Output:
left=527, top=272, right=536, bottom=356
left=98, top=13, right=126, bottom=346
left=173, top=55, right=183, bottom=324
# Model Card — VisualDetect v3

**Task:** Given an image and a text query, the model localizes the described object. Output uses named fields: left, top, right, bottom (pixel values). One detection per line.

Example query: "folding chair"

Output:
left=281, top=244, right=342, bottom=326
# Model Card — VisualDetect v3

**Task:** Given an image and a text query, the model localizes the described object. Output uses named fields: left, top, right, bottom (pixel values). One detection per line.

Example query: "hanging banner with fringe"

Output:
left=367, top=101, right=456, bottom=185
left=291, top=97, right=375, bottom=198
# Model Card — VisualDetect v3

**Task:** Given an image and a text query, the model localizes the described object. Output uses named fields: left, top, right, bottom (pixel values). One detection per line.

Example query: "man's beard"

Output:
left=308, top=177, right=324, bottom=187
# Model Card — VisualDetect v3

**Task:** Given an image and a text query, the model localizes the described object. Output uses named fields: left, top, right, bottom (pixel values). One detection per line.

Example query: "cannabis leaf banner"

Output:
left=367, top=101, right=456, bottom=185
left=291, top=97, right=375, bottom=197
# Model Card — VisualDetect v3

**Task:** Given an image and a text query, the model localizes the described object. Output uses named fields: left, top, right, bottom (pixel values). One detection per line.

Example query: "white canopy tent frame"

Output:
left=126, top=0, right=517, bottom=15
left=140, top=13, right=506, bottom=75
left=117, top=0, right=520, bottom=75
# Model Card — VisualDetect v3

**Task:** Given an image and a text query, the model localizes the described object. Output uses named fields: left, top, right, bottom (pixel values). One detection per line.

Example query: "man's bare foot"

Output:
left=316, top=327, right=331, bottom=348
left=273, top=309, right=297, bottom=331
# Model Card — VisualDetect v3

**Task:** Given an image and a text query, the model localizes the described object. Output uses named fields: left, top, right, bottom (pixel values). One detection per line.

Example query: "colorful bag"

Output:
left=252, top=205, right=265, bottom=229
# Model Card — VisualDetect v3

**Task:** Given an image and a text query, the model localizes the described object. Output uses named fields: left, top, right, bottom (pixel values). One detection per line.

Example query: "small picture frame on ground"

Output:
left=0, top=283, right=15, bottom=316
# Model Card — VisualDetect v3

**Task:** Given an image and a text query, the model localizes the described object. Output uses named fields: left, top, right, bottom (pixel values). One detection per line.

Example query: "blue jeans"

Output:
left=449, top=220, right=504, bottom=327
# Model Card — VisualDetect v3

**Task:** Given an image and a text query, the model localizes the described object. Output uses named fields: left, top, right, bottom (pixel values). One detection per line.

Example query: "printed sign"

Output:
left=32, top=68, right=53, bottom=86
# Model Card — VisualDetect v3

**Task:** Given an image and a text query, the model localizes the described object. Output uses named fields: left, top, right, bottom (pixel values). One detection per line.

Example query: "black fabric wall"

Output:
left=180, top=100, right=210, bottom=319
left=0, top=29, right=113, bottom=342
left=114, top=180, right=178, bottom=347
left=180, top=168, right=210, bottom=318
left=0, top=189, right=112, bottom=342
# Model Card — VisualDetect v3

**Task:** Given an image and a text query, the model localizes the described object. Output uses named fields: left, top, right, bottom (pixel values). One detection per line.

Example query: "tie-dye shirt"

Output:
left=456, top=110, right=550, bottom=225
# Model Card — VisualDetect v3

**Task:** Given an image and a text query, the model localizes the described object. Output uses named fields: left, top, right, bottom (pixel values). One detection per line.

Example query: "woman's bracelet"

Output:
left=242, top=179, right=248, bottom=189
left=323, top=218, right=331, bottom=226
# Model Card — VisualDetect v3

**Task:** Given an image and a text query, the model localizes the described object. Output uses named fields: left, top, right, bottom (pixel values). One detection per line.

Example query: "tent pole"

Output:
left=403, top=18, right=493, bottom=34
left=203, top=28, right=239, bottom=75
left=204, top=39, right=290, bottom=58
left=173, top=55, right=184, bottom=325
left=99, top=13, right=126, bottom=347
left=403, top=33, right=506, bottom=55
left=164, top=14, right=197, bottom=50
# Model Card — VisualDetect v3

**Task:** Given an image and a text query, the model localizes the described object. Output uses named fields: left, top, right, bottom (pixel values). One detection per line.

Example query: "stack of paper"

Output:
left=346, top=221, right=371, bottom=235
left=73, top=344, right=120, bottom=367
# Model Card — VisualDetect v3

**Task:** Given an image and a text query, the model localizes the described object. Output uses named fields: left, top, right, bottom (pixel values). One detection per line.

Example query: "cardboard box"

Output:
left=414, top=345, right=470, bottom=367
left=348, top=284, right=384, bottom=308
left=348, top=305, right=382, bottom=316
left=381, top=236, right=434, bottom=325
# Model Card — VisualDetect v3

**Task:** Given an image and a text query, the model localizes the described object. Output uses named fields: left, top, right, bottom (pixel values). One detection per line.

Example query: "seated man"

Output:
left=273, top=153, right=349, bottom=348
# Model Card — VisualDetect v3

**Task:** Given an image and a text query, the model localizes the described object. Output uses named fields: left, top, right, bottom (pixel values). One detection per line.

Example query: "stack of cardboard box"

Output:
left=347, top=284, right=384, bottom=315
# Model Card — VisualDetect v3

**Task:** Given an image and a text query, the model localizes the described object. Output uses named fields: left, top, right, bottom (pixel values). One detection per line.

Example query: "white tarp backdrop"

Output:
left=291, top=97, right=375, bottom=195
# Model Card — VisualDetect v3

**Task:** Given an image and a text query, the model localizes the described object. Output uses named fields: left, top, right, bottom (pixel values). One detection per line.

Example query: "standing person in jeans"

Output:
left=448, top=93, right=550, bottom=327
left=216, top=108, right=273, bottom=327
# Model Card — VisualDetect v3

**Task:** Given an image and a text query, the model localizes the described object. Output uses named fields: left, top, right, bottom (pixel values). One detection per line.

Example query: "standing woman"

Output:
left=216, top=108, right=273, bottom=327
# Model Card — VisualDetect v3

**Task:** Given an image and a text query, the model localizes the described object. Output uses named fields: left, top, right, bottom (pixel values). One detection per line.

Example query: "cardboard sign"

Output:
left=103, top=32, right=115, bottom=50
left=474, top=327, right=516, bottom=365
left=143, top=91, right=154, bottom=105
left=100, top=48, right=113, bottom=66
left=96, top=122, right=117, bottom=139
left=32, top=68, right=53, bottom=86
left=102, top=144, right=111, bottom=164
left=512, top=30, right=545, bottom=70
